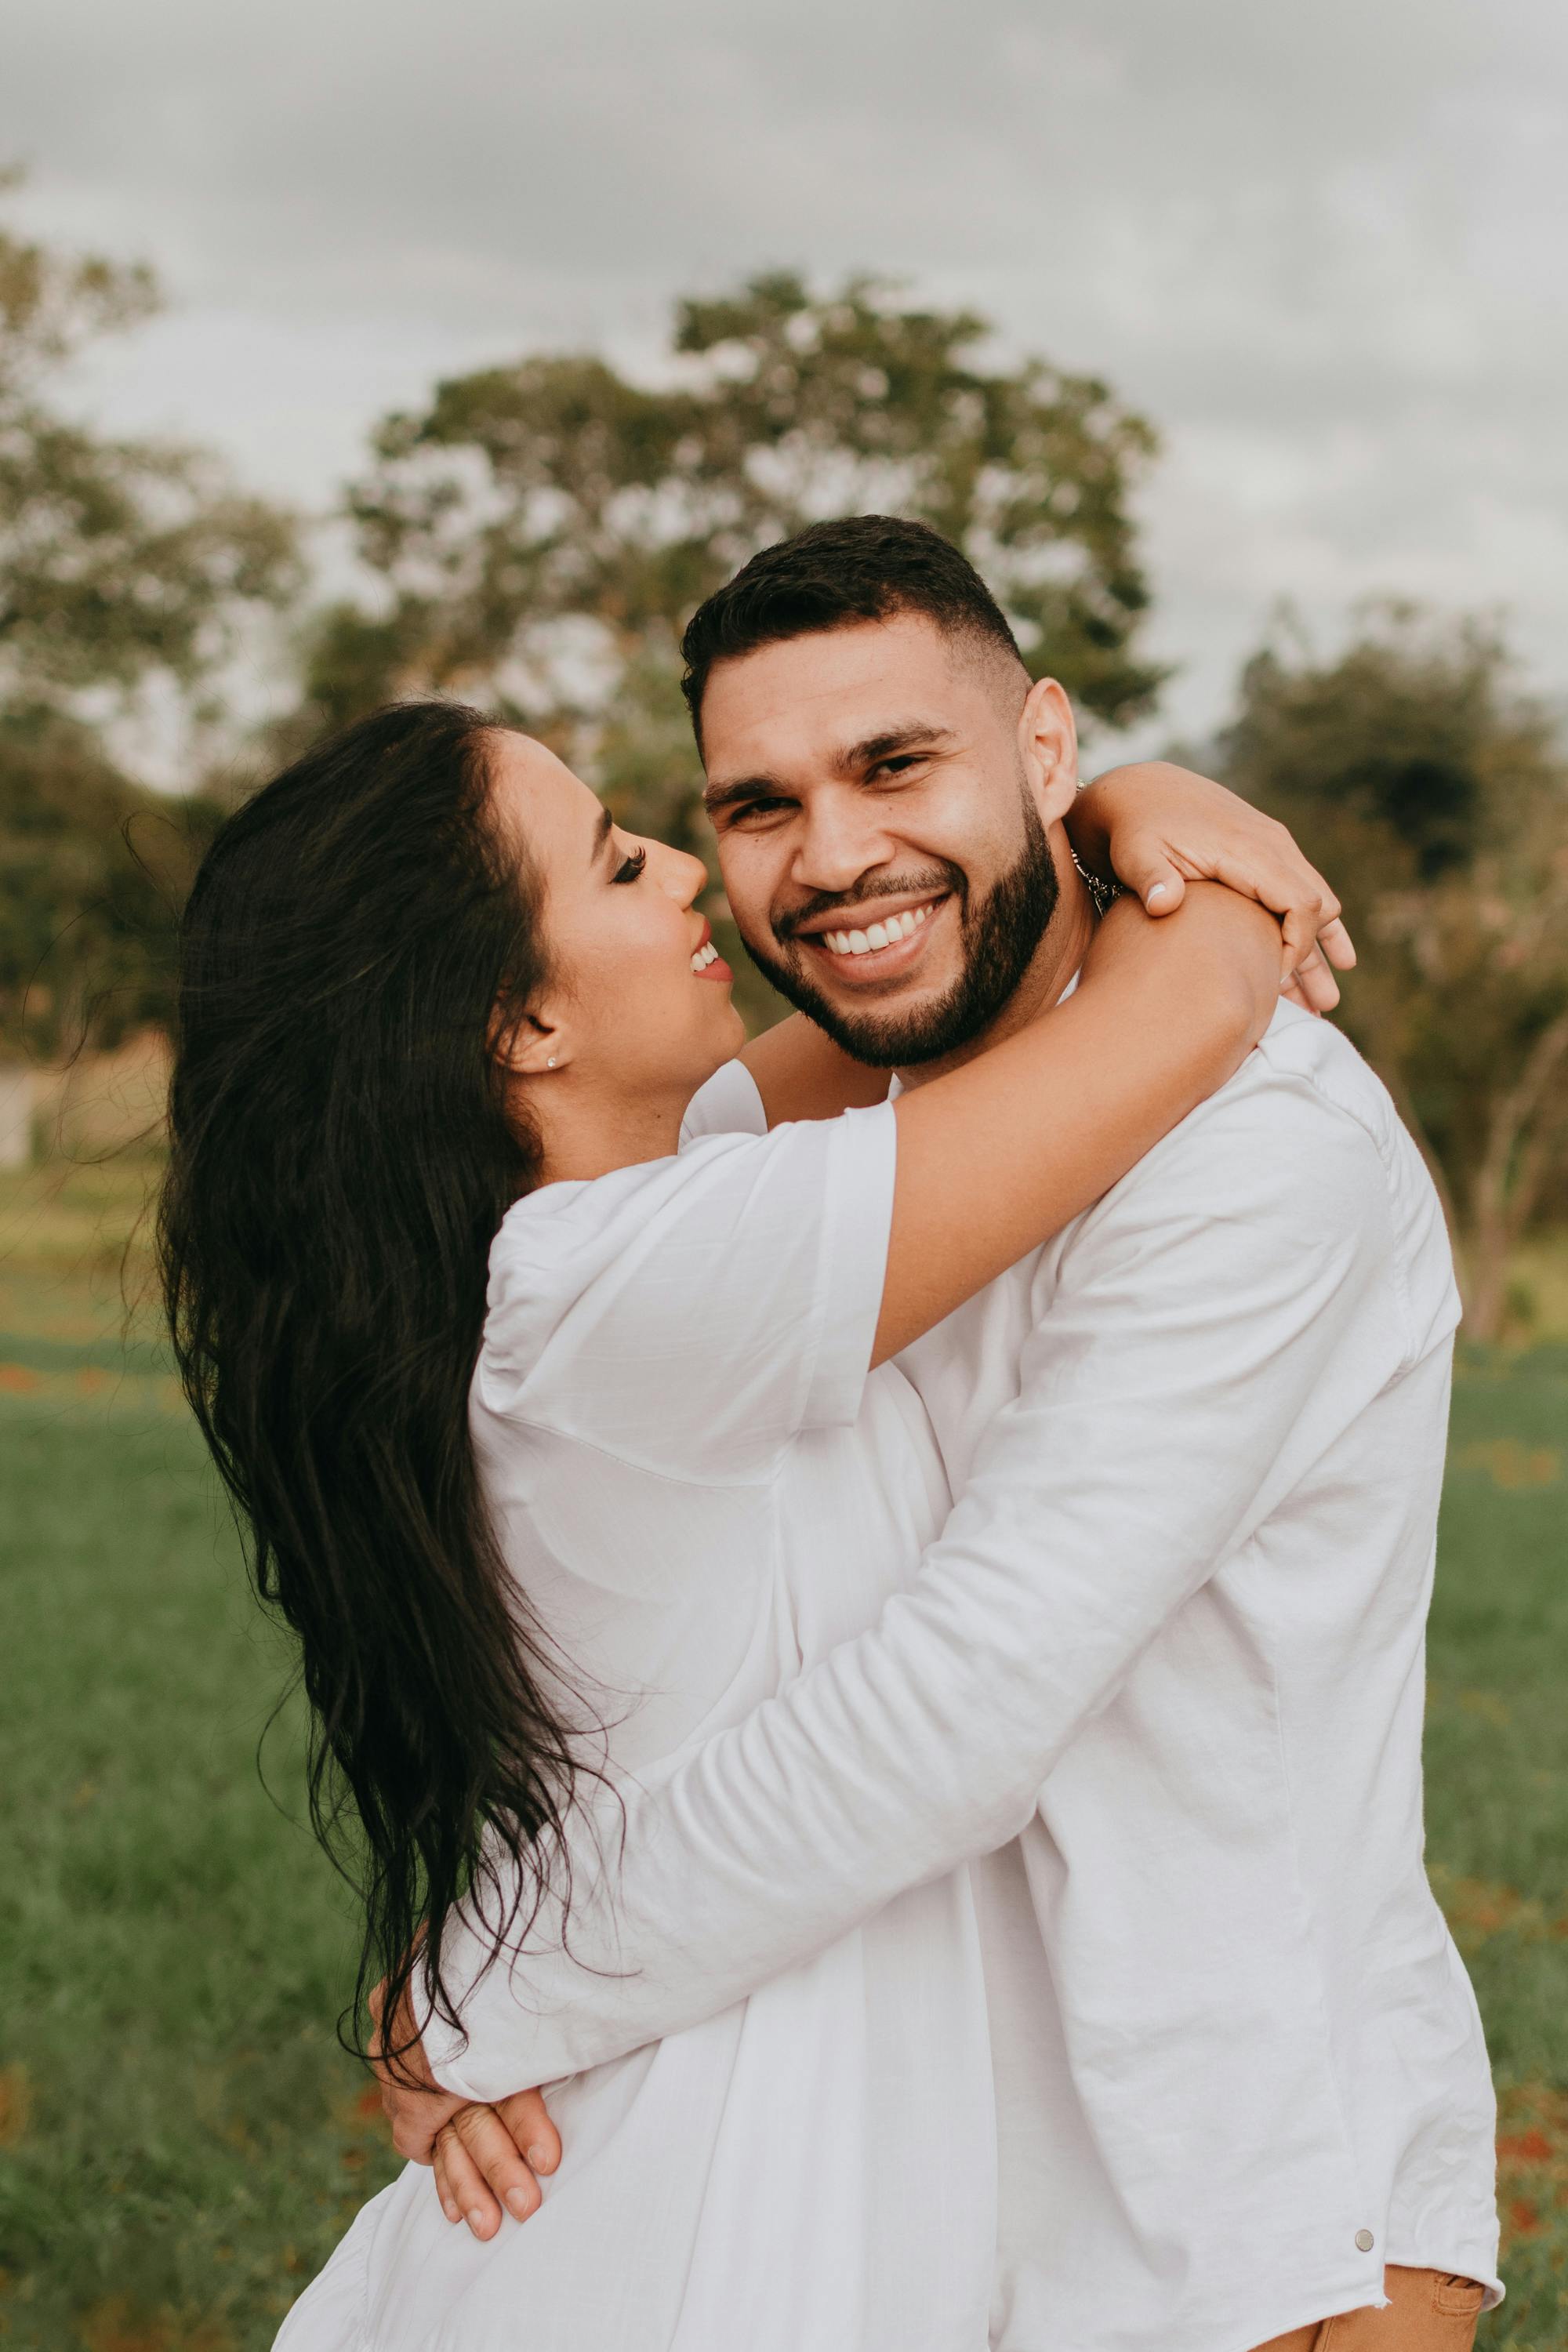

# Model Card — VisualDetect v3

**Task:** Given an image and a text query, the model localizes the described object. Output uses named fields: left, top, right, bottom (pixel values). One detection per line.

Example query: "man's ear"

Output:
left=1018, top=677, right=1079, bottom=826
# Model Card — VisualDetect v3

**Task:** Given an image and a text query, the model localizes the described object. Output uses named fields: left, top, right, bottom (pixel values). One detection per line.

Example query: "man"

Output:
left=387, top=519, right=1500, bottom=2347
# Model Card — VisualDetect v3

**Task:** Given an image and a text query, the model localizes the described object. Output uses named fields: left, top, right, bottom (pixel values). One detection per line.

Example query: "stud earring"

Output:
left=546, top=1055, right=557, bottom=1069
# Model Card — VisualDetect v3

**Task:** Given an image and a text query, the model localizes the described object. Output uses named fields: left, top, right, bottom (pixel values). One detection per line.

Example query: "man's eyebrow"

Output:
left=702, top=775, right=786, bottom=815
left=702, top=724, right=956, bottom=815
left=840, top=722, right=956, bottom=769
left=590, top=802, right=614, bottom=862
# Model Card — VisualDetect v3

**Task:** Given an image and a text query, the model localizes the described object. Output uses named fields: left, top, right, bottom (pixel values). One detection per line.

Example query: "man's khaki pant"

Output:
left=1252, top=2266, right=1487, bottom=2350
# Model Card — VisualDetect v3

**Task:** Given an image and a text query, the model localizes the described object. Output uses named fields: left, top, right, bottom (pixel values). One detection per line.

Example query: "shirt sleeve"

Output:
left=477, top=1101, right=895, bottom=1483
left=678, top=1057, right=768, bottom=1144
left=425, top=1074, right=1411, bottom=2100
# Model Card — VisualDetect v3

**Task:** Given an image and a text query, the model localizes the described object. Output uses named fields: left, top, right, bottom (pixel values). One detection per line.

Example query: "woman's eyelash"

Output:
left=612, top=846, right=648, bottom=884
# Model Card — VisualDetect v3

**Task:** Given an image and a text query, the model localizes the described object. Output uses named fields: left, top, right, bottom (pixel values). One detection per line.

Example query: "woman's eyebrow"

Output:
left=590, top=802, right=615, bottom=862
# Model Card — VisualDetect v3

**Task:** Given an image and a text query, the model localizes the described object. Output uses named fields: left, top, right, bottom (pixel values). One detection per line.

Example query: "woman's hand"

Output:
left=1068, top=760, right=1356, bottom=1014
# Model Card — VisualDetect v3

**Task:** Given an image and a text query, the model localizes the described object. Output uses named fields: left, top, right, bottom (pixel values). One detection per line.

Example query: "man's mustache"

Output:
left=771, top=865, right=964, bottom=945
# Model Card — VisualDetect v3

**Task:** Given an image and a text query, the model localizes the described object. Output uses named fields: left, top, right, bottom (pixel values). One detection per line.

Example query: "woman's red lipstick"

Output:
left=692, top=917, right=733, bottom=983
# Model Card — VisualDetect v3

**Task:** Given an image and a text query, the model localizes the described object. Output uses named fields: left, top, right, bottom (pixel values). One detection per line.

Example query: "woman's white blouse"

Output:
left=469, top=1106, right=902, bottom=1773
left=274, top=1102, right=998, bottom=2352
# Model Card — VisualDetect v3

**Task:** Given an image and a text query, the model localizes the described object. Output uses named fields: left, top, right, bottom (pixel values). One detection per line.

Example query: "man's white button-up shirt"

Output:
left=432, top=1004, right=1501, bottom=2349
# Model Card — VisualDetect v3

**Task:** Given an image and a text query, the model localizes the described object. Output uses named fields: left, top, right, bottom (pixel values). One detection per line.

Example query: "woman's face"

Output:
left=485, top=731, right=745, bottom=1116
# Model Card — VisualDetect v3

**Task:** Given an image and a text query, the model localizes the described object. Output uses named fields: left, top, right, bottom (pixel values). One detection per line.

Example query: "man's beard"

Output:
left=746, top=792, right=1060, bottom=1069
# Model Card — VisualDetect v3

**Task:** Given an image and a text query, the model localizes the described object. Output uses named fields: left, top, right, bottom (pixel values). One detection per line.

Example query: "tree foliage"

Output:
left=1217, top=607, right=1568, bottom=1338
left=0, top=175, right=299, bottom=716
left=0, top=706, right=222, bottom=1056
left=296, top=271, right=1164, bottom=869
left=0, top=182, right=302, bottom=1058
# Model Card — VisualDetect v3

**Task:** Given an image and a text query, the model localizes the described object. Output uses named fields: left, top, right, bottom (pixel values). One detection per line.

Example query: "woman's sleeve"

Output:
left=678, top=1058, right=768, bottom=1145
left=477, top=1102, right=895, bottom=1482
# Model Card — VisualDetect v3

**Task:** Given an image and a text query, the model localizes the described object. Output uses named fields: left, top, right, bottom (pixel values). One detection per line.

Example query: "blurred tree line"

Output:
left=3, top=189, right=1565, bottom=1336
left=1215, top=611, right=1568, bottom=1337
left=0, top=176, right=297, bottom=1057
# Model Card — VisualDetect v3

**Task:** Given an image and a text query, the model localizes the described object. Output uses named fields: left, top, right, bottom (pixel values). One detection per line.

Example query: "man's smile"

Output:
left=785, top=891, right=955, bottom=987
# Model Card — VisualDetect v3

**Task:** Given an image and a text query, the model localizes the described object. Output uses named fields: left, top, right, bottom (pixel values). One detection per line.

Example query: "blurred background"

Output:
left=0, top=2, right=1565, bottom=2344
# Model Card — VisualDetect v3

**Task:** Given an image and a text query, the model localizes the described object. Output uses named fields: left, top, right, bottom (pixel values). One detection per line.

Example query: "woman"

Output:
left=160, top=702, right=1341, bottom=2350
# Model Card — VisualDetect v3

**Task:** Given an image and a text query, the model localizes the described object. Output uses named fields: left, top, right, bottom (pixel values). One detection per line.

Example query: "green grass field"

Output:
left=1, top=1160, right=1566, bottom=2349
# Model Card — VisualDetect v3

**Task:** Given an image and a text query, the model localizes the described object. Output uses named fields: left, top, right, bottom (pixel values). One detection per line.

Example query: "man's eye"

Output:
left=728, top=797, right=790, bottom=826
left=612, top=847, right=648, bottom=884
left=868, top=755, right=923, bottom=782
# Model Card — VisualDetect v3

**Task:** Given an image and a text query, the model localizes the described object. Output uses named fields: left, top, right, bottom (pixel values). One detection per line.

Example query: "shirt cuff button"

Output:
left=1354, top=2229, right=1376, bottom=2253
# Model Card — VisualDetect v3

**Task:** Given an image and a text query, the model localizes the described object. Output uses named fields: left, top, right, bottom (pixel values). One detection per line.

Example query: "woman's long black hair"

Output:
left=158, top=700, right=580, bottom=2058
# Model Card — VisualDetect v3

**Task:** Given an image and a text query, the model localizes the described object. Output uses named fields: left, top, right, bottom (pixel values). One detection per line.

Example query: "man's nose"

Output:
left=793, top=792, right=895, bottom=895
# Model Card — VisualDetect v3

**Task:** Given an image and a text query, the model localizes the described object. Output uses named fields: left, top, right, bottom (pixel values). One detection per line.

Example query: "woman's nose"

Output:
left=657, top=845, right=712, bottom=907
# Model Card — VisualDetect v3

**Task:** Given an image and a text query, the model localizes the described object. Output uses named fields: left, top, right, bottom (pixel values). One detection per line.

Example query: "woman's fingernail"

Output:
left=466, top=2208, right=488, bottom=2234
left=526, top=2143, right=554, bottom=2172
left=1147, top=883, right=1171, bottom=903
left=506, top=2186, right=535, bottom=2218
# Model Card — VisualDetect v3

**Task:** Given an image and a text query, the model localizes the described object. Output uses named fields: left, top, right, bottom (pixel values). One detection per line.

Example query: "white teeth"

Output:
left=691, top=941, right=719, bottom=972
left=817, top=899, right=940, bottom=956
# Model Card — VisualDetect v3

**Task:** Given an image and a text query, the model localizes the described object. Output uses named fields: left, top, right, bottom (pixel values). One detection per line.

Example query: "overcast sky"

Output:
left=5, top=0, right=1566, bottom=752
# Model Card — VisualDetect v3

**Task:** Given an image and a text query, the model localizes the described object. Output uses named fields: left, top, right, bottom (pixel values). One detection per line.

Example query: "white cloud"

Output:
left=3, top=0, right=1565, bottom=746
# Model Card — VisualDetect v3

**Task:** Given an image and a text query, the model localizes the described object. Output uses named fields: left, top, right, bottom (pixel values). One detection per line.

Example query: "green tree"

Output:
left=1216, top=607, right=1568, bottom=1340
left=0, top=176, right=299, bottom=718
left=0, top=706, right=222, bottom=1058
left=295, top=271, right=1163, bottom=875
left=0, top=180, right=297, bottom=1059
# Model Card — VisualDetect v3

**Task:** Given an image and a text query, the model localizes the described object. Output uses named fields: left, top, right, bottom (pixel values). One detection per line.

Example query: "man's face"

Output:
left=700, top=612, right=1078, bottom=1066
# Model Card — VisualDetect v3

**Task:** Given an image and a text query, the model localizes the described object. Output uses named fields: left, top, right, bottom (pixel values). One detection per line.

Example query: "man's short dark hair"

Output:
left=679, top=514, right=1026, bottom=746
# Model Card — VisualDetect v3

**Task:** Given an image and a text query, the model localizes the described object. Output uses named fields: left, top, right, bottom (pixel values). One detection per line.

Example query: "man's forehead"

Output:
left=701, top=615, right=982, bottom=777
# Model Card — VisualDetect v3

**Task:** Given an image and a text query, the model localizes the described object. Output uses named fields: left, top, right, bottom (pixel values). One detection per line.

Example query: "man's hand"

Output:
left=1069, top=761, right=1356, bottom=1013
left=368, top=1976, right=561, bottom=2240
left=429, top=2090, right=563, bottom=2238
